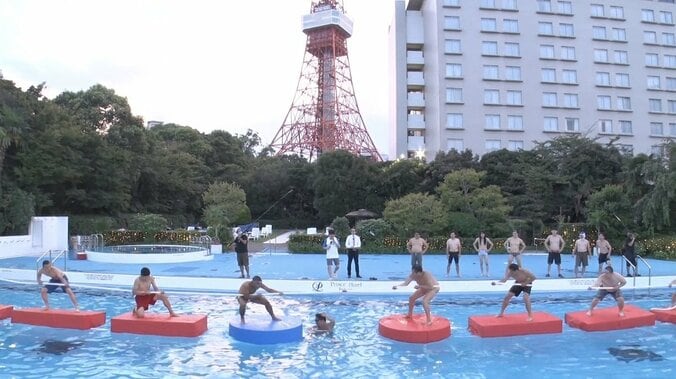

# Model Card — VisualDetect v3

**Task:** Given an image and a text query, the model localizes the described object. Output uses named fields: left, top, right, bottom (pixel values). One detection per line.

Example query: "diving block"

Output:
left=229, top=316, right=303, bottom=344
left=651, top=306, right=676, bottom=324
left=11, top=308, right=105, bottom=330
left=111, top=312, right=207, bottom=337
left=0, top=304, right=13, bottom=320
left=468, top=312, right=562, bottom=338
left=378, top=314, right=451, bottom=343
left=565, top=304, right=655, bottom=332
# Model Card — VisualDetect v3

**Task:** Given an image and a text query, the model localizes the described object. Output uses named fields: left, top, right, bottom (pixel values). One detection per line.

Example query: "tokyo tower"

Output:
left=269, top=0, right=382, bottom=161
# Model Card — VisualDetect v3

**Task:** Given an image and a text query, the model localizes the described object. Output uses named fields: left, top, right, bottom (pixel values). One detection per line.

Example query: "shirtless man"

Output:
left=504, top=231, right=526, bottom=271
left=544, top=229, right=565, bottom=278
left=237, top=276, right=283, bottom=323
left=492, top=263, right=536, bottom=321
left=587, top=266, right=627, bottom=317
left=407, top=232, right=429, bottom=269
left=132, top=267, right=177, bottom=318
left=37, top=260, right=79, bottom=311
left=596, top=233, right=613, bottom=275
left=392, top=264, right=440, bottom=325
left=473, top=232, right=493, bottom=277
left=445, top=232, right=462, bottom=277
left=314, top=312, right=335, bottom=333
left=573, top=232, right=591, bottom=278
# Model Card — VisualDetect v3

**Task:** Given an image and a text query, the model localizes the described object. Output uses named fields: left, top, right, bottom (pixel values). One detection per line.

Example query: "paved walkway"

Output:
left=262, top=230, right=296, bottom=244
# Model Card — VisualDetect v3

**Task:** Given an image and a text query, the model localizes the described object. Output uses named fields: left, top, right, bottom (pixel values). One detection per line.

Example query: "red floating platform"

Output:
left=378, top=314, right=451, bottom=343
left=111, top=312, right=207, bottom=337
left=11, top=308, right=106, bottom=330
left=565, top=304, right=655, bottom=332
left=650, top=307, right=676, bottom=324
left=0, top=304, right=13, bottom=320
left=468, top=312, right=562, bottom=338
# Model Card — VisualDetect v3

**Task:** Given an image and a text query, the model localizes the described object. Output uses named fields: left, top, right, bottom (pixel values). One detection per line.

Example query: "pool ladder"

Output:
left=36, top=250, right=69, bottom=271
left=619, top=255, right=652, bottom=288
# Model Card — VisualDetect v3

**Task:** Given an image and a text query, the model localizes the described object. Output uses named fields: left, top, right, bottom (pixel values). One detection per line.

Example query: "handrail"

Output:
left=619, top=255, right=637, bottom=287
left=35, top=249, right=68, bottom=272
left=636, top=255, right=652, bottom=287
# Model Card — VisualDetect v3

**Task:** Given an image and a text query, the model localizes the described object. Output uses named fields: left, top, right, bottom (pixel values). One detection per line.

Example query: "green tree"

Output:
left=419, top=149, right=479, bottom=193
left=383, top=193, right=446, bottom=238
left=379, top=159, right=425, bottom=201
left=586, top=184, right=633, bottom=240
left=128, top=214, right=168, bottom=233
left=202, top=182, right=251, bottom=240
left=0, top=187, right=35, bottom=235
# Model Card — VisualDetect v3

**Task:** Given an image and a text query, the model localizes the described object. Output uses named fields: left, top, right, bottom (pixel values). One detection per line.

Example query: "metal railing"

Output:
left=620, top=255, right=637, bottom=287
left=636, top=255, right=652, bottom=287
left=36, top=249, right=68, bottom=272
left=190, top=235, right=213, bottom=255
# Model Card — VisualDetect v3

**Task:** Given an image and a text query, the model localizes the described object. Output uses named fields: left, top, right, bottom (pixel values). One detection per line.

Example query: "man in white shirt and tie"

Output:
left=345, top=228, right=362, bottom=279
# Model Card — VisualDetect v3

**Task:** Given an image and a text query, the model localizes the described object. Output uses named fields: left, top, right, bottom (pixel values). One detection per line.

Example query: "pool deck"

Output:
left=1, top=250, right=673, bottom=295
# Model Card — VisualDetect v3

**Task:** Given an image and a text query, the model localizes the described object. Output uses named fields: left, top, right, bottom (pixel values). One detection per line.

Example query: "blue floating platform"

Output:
left=229, top=315, right=303, bottom=344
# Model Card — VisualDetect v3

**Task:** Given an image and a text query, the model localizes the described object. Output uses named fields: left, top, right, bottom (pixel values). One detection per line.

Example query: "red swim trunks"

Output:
left=135, top=294, right=157, bottom=310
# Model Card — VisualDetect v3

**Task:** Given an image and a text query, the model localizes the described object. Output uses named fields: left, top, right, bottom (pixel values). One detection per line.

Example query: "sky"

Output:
left=0, top=0, right=393, bottom=156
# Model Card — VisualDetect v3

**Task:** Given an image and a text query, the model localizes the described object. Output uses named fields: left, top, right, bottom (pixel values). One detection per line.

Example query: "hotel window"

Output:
left=667, top=77, right=676, bottom=90
left=645, top=53, right=659, bottom=66
left=502, top=0, right=517, bottom=10
left=481, top=0, right=496, bottom=8
left=619, top=120, right=632, bottom=134
left=650, top=145, right=663, bottom=157
left=445, top=39, right=462, bottom=54
left=615, top=73, right=630, bottom=87
left=597, top=95, right=611, bottom=109
left=508, top=115, right=523, bottom=130
left=505, top=66, right=522, bottom=81
left=559, top=23, right=574, bottom=37
left=485, top=114, right=500, bottom=130
left=596, top=72, right=610, bottom=86
left=609, top=6, right=623, bottom=19
left=612, top=28, right=626, bottom=42
left=506, top=90, right=522, bottom=105
left=561, top=46, right=576, bottom=60
left=446, top=88, right=463, bottom=103
left=484, top=89, right=500, bottom=104
left=616, top=96, right=631, bottom=111
left=644, top=31, right=658, bottom=44
left=563, top=93, right=578, bottom=108
left=504, top=19, right=519, bottom=33
left=665, top=55, right=676, bottom=68
left=540, top=45, right=555, bottom=59
left=541, top=68, right=556, bottom=82
left=544, top=117, right=558, bottom=131
left=485, top=139, right=501, bottom=151
left=538, top=0, right=552, bottom=12
left=600, top=119, right=612, bottom=133
left=642, top=9, right=655, bottom=22
left=482, top=41, right=498, bottom=55
left=481, top=18, right=498, bottom=32
left=669, top=100, right=676, bottom=113
left=591, top=4, right=604, bottom=17
left=446, top=63, right=463, bottom=78
left=508, top=140, right=524, bottom=151
left=614, top=50, right=628, bottom=64
left=664, top=33, right=676, bottom=46
left=558, top=1, right=572, bottom=15
left=447, top=113, right=463, bottom=129
left=483, top=65, right=499, bottom=80
left=649, top=98, right=663, bottom=112
left=594, top=49, right=609, bottom=63
left=504, top=42, right=520, bottom=57
left=565, top=118, right=579, bottom=132
left=542, top=92, right=557, bottom=107
left=670, top=123, right=676, bottom=136
left=561, top=69, right=577, bottom=84
left=444, top=0, right=460, bottom=6
left=539, top=22, right=554, bottom=35
left=593, top=26, right=607, bottom=39
left=444, top=16, right=461, bottom=30
left=447, top=138, right=464, bottom=152
left=647, top=76, right=661, bottom=89
left=660, top=11, right=674, bottom=24
left=650, top=122, right=664, bottom=135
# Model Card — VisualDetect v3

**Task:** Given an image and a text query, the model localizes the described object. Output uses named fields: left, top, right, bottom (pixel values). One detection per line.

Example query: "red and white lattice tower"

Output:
left=269, top=0, right=382, bottom=161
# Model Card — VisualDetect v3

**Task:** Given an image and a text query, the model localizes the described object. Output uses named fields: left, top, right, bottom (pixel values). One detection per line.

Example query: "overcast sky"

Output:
left=0, top=0, right=392, bottom=156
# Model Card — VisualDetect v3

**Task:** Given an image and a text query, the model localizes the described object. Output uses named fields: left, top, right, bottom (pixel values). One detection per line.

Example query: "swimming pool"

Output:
left=85, top=244, right=212, bottom=264
left=0, top=284, right=673, bottom=378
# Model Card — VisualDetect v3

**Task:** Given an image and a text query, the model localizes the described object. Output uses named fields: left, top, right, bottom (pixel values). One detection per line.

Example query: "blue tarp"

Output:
left=236, top=222, right=259, bottom=234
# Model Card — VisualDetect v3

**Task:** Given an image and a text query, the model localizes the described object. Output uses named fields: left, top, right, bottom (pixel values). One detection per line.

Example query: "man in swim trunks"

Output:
left=587, top=265, right=627, bottom=317
left=132, top=267, right=178, bottom=318
left=445, top=232, right=462, bottom=277
left=573, top=232, right=591, bottom=278
left=314, top=312, right=335, bottom=333
left=392, top=264, right=440, bottom=325
left=407, top=232, right=429, bottom=269
left=237, top=275, right=283, bottom=323
left=596, top=232, right=612, bottom=275
left=504, top=231, right=526, bottom=271
left=492, top=263, right=536, bottom=321
left=473, top=231, right=493, bottom=277
left=544, top=229, right=565, bottom=278
left=37, top=260, right=79, bottom=311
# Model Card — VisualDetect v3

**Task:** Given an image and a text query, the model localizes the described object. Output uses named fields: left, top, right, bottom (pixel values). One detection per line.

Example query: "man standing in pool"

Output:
left=132, top=267, right=178, bottom=318
left=573, top=232, right=591, bottom=278
left=544, top=229, right=565, bottom=278
left=596, top=232, right=613, bottom=275
left=37, top=260, right=79, bottom=311
left=492, top=263, right=536, bottom=321
left=392, top=264, right=440, bottom=325
left=586, top=266, right=627, bottom=317
left=445, top=231, right=462, bottom=277
left=237, top=275, right=283, bottom=323
left=504, top=231, right=526, bottom=272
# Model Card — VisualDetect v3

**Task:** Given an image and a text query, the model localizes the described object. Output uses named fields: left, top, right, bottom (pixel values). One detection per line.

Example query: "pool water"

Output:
left=0, top=284, right=673, bottom=378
